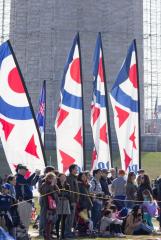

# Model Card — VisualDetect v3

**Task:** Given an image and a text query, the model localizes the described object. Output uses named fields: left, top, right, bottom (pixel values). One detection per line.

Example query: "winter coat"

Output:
left=66, top=174, right=79, bottom=203
left=78, top=181, right=93, bottom=210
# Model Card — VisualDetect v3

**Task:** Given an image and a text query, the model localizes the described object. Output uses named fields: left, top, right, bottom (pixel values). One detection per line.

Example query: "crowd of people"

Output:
left=0, top=164, right=161, bottom=239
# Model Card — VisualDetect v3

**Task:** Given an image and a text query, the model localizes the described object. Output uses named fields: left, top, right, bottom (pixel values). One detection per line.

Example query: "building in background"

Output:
left=143, top=0, right=161, bottom=135
left=0, top=0, right=143, bottom=173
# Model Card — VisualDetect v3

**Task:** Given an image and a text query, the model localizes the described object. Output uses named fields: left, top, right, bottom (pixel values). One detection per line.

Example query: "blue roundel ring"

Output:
left=61, top=90, right=83, bottom=109
left=0, top=96, right=32, bottom=120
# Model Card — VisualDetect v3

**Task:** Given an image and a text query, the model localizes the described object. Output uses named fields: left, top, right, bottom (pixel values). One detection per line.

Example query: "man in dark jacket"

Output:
left=100, top=169, right=111, bottom=196
left=15, top=165, right=40, bottom=232
left=65, top=164, right=79, bottom=238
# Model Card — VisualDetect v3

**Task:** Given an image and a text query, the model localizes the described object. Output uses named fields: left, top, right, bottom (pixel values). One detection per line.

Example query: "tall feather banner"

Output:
left=55, top=33, right=84, bottom=173
left=0, top=41, right=46, bottom=173
left=110, top=40, right=140, bottom=173
left=91, top=33, right=112, bottom=171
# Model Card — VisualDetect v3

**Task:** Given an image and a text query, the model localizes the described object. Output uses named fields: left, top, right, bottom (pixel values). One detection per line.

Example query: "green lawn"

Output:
left=141, top=152, right=161, bottom=179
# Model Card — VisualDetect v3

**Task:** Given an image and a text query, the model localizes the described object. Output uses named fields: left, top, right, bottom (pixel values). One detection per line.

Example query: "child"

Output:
left=0, top=183, right=19, bottom=238
left=142, top=189, right=158, bottom=228
left=39, top=172, right=59, bottom=240
left=100, top=209, right=124, bottom=237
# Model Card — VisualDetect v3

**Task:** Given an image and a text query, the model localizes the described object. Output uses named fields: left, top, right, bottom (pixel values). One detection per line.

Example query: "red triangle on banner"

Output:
left=123, top=149, right=132, bottom=170
left=57, top=108, right=69, bottom=128
left=129, top=127, right=137, bottom=149
left=0, top=118, right=15, bottom=140
left=100, top=123, right=108, bottom=143
left=25, top=135, right=39, bottom=159
left=59, top=150, right=75, bottom=173
left=92, top=106, right=100, bottom=125
left=115, top=106, right=129, bottom=127
left=74, top=128, right=83, bottom=146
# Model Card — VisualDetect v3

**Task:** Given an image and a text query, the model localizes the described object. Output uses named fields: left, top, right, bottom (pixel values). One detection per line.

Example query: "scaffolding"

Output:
left=0, top=0, right=11, bottom=44
left=143, top=0, right=161, bottom=134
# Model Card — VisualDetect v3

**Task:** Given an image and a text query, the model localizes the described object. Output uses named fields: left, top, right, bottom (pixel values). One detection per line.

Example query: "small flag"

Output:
left=0, top=41, right=45, bottom=173
left=91, top=33, right=112, bottom=171
left=37, top=80, right=46, bottom=144
left=110, top=40, right=140, bottom=173
left=55, top=33, right=84, bottom=173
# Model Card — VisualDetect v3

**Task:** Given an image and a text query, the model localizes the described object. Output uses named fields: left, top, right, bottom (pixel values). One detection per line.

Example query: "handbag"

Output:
left=47, top=195, right=57, bottom=210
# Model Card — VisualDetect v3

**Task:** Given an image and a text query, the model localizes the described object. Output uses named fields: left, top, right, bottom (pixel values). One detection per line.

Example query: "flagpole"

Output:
left=7, top=40, right=47, bottom=166
left=134, top=39, right=141, bottom=169
left=43, top=80, right=46, bottom=151
left=77, top=32, right=86, bottom=171
left=99, top=32, right=113, bottom=168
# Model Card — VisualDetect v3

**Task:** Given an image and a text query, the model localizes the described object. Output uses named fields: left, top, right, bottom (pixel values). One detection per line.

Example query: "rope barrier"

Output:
left=9, top=187, right=161, bottom=207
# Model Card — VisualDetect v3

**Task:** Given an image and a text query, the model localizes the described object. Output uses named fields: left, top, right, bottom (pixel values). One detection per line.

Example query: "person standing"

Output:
left=126, top=171, right=138, bottom=209
left=38, top=166, right=55, bottom=236
left=136, top=169, right=145, bottom=186
left=111, top=169, right=126, bottom=210
left=55, top=173, right=71, bottom=239
left=65, top=164, right=79, bottom=238
left=107, top=168, right=117, bottom=194
left=137, top=174, right=152, bottom=202
left=7, top=175, right=16, bottom=198
left=108, top=168, right=117, bottom=184
left=90, top=169, right=104, bottom=230
left=78, top=172, right=93, bottom=212
left=40, top=172, right=59, bottom=240
left=15, top=165, right=40, bottom=232
left=100, top=169, right=111, bottom=197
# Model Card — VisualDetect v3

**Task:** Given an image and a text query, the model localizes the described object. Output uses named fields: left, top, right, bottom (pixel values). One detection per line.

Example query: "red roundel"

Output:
left=70, top=58, right=81, bottom=84
left=8, top=67, right=25, bottom=93
left=129, top=64, right=138, bottom=89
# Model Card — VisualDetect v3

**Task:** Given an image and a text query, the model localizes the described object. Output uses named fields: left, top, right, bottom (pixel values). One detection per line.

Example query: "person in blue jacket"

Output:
left=15, top=164, right=40, bottom=233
